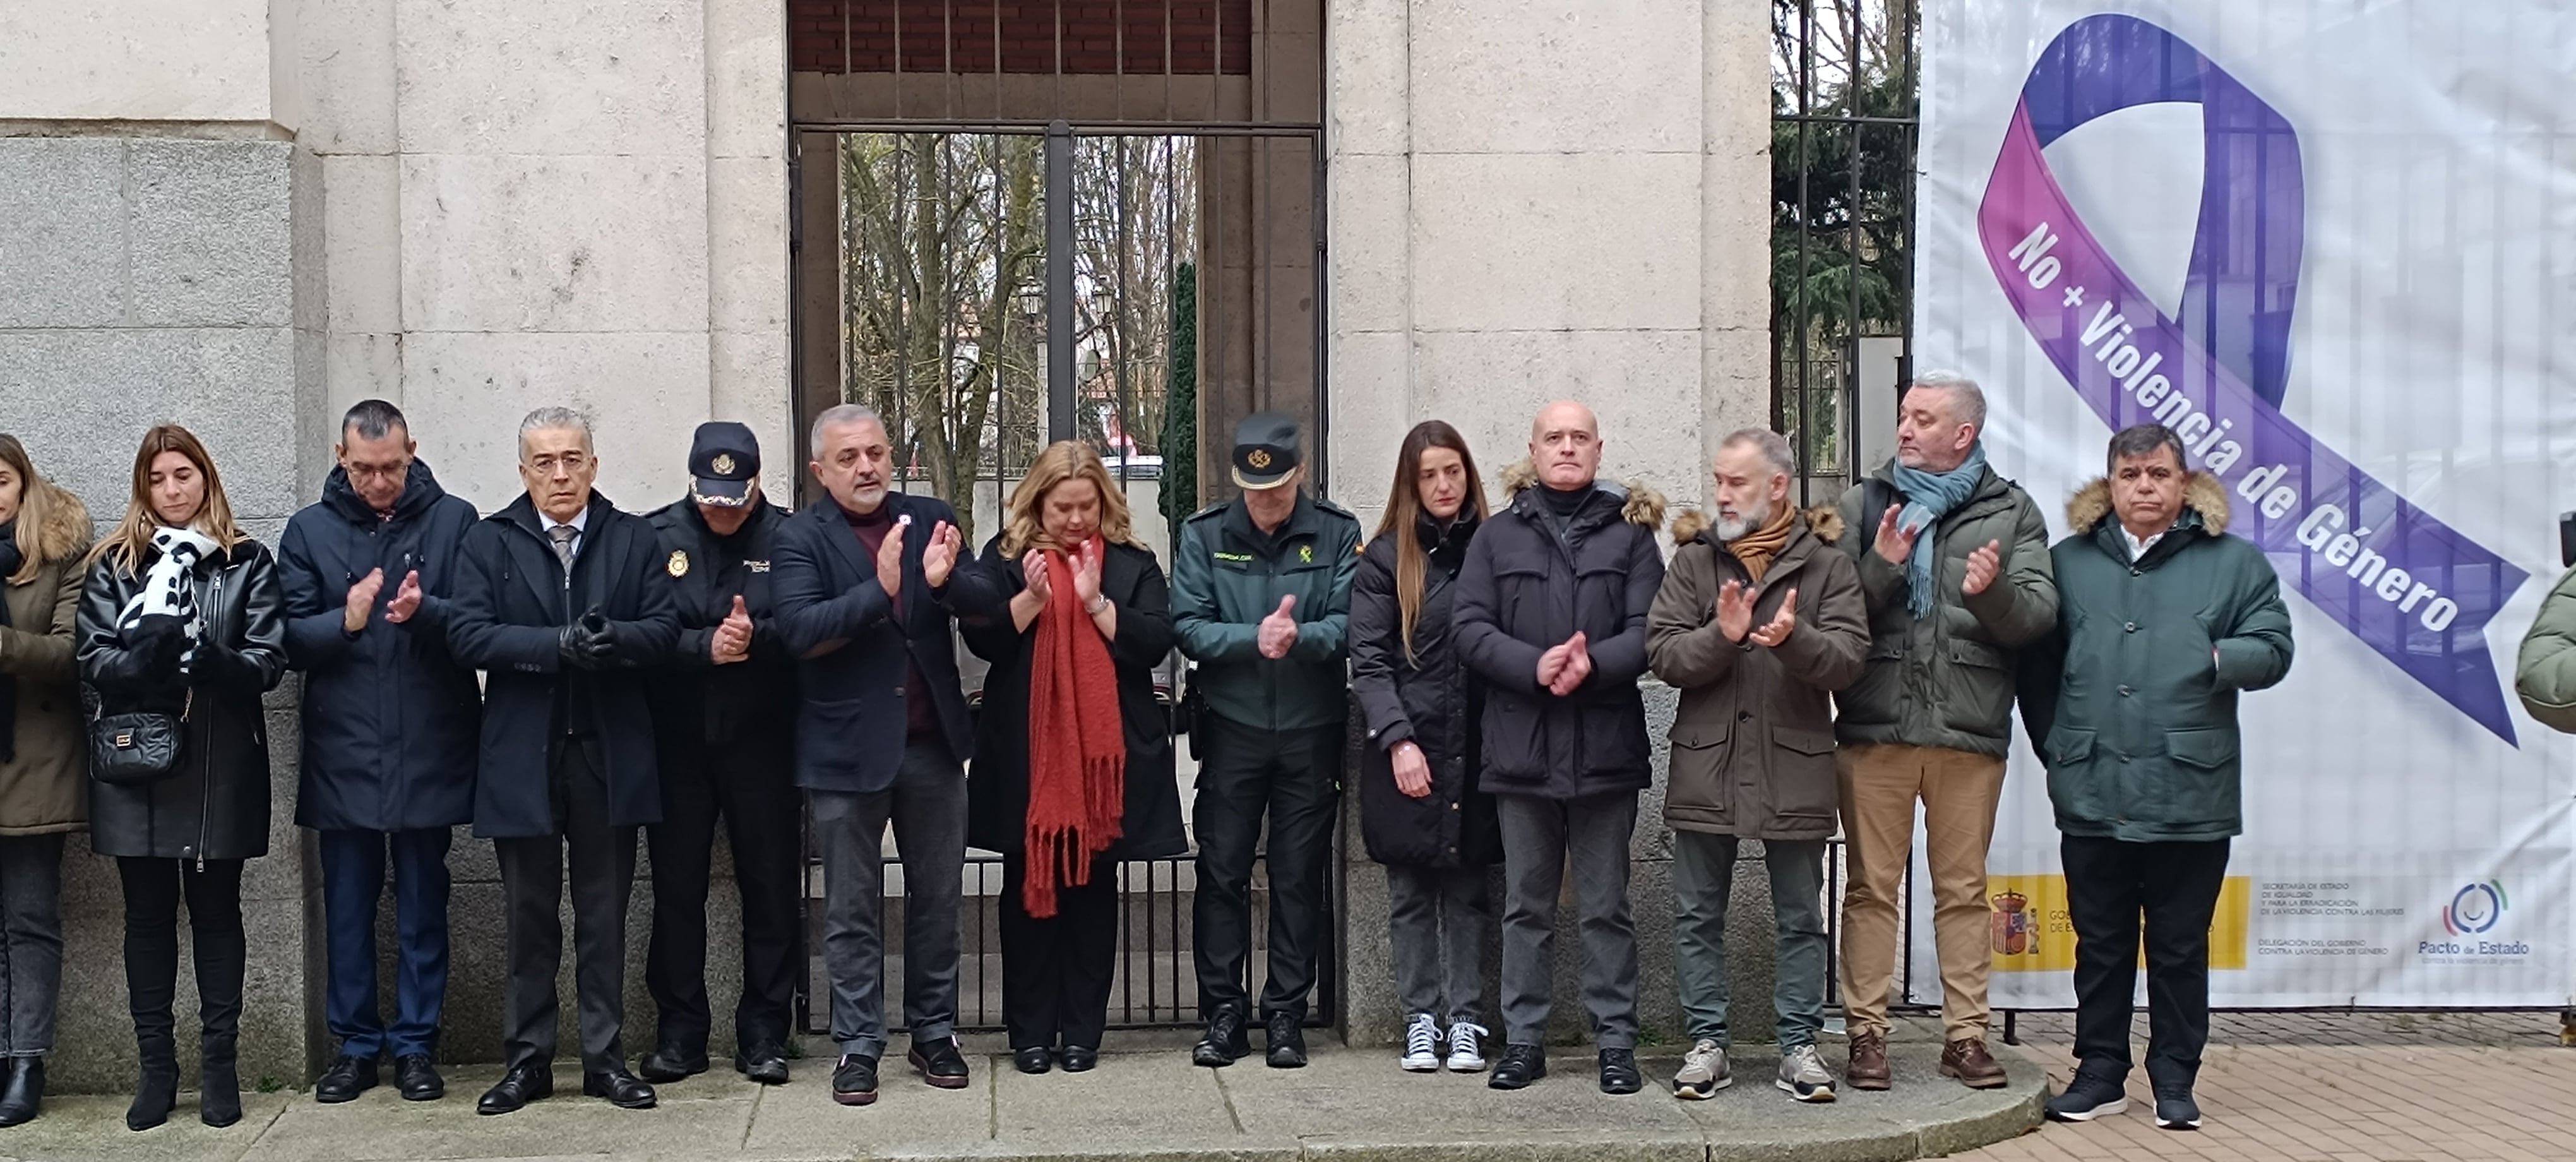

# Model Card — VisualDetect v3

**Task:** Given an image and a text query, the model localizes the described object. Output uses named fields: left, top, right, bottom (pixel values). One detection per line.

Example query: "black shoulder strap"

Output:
left=1861, top=476, right=1897, bottom=539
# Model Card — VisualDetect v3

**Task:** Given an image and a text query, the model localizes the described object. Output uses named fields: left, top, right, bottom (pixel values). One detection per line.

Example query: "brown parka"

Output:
left=0, top=491, right=91, bottom=836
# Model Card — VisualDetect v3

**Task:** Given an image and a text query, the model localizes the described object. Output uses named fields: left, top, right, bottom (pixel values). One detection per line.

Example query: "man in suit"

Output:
left=772, top=403, right=996, bottom=1107
left=447, top=407, right=681, bottom=1115
left=637, top=422, right=802, bottom=1087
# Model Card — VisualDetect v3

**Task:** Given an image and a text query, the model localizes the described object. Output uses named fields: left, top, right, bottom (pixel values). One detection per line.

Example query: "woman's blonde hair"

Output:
left=86, top=424, right=249, bottom=577
left=999, top=441, right=1149, bottom=559
left=0, top=433, right=92, bottom=585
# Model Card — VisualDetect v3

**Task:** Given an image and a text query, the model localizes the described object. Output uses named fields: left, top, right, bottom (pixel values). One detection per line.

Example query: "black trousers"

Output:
left=1192, top=714, right=1343, bottom=1021
left=495, top=738, right=638, bottom=1073
left=116, top=858, right=246, bottom=1055
left=2062, top=834, right=2231, bottom=1089
left=645, top=726, right=801, bottom=1053
left=999, top=852, right=1119, bottom=1051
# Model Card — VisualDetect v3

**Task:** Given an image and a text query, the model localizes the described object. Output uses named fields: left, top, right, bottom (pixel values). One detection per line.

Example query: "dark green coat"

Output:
left=1169, top=492, right=1363, bottom=732
left=2018, top=474, right=2294, bottom=844
left=2515, top=564, right=2576, bottom=734
left=1830, top=457, right=2058, bottom=758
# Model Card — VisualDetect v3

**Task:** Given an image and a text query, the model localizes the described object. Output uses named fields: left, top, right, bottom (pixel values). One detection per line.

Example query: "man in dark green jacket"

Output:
left=1169, top=413, right=1361, bottom=1070
left=2020, top=424, right=2293, bottom=1132
left=1830, top=372, right=2056, bottom=1091
left=2515, top=563, right=2576, bottom=733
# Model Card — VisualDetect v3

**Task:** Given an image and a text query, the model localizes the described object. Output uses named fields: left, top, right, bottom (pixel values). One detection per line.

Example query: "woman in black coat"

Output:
left=1350, top=420, right=1500, bottom=1075
left=960, top=441, right=1184, bottom=1075
left=75, top=425, right=287, bottom=1132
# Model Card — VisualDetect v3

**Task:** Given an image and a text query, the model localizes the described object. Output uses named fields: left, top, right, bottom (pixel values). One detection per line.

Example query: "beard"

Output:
left=1715, top=498, right=1772, bottom=542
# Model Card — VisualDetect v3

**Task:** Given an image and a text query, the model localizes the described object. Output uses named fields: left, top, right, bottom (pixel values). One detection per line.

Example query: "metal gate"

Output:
left=785, top=0, right=1330, bottom=1038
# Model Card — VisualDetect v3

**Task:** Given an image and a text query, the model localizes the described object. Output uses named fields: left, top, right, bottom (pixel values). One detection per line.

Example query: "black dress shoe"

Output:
left=0, top=1058, right=42, bottom=1127
left=1191, top=1003, right=1249, bottom=1067
left=583, top=1067, right=657, bottom=1110
left=907, top=1037, right=970, bottom=1089
left=395, top=1054, right=443, bottom=1101
left=1057, top=1045, right=1097, bottom=1074
left=1264, top=1012, right=1308, bottom=1069
left=636, top=1044, right=707, bottom=1083
left=735, top=1043, right=790, bottom=1086
left=1598, top=1048, right=1643, bottom=1095
left=476, top=1063, right=553, bottom=1116
left=1488, top=1044, right=1547, bottom=1090
left=315, top=1054, right=378, bottom=1104
left=832, top=1054, right=880, bottom=1106
left=1013, top=1047, right=1052, bottom=1075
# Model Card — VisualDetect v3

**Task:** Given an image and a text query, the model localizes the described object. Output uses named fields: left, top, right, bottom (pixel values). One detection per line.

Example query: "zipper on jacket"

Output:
left=196, top=568, right=223, bottom=873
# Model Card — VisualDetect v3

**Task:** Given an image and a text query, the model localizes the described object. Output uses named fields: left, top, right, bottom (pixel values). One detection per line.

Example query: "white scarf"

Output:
left=116, top=526, right=220, bottom=672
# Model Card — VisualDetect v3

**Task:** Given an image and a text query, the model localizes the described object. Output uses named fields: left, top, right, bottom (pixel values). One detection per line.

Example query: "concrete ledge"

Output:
left=0, top=1028, right=2041, bottom=1161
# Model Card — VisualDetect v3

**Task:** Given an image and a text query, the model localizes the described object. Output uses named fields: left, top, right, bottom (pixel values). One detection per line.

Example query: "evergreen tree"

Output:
left=1158, top=262, right=1200, bottom=538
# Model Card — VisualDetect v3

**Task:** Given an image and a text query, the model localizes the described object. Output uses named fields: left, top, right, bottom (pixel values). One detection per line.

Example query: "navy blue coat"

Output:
left=770, top=494, right=996, bottom=794
left=278, top=462, right=482, bottom=832
left=446, top=492, right=681, bottom=837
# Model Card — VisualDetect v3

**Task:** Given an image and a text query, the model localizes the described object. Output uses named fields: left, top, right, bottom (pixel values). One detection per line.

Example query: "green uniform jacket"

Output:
left=1830, top=457, right=2059, bottom=758
left=2017, top=474, right=2294, bottom=843
left=1170, top=492, right=1363, bottom=732
left=2515, top=564, right=2576, bottom=734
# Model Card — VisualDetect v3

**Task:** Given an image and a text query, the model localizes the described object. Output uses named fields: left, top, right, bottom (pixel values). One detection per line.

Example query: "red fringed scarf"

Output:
left=1022, top=537, right=1127, bottom=918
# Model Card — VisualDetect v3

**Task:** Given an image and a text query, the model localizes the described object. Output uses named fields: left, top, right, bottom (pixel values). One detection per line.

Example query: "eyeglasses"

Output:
left=346, top=460, right=410, bottom=482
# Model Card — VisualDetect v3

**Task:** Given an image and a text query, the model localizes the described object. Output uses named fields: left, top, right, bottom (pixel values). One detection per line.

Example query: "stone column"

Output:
left=1323, top=0, right=1776, bottom=1049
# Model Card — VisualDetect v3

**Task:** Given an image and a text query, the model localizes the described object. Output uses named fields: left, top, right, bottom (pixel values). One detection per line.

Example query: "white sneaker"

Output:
left=1444, top=1022, right=1488, bottom=1073
left=1401, top=1012, right=1441, bottom=1072
left=1673, top=1038, right=1732, bottom=1099
left=1777, top=1044, right=1837, bottom=1102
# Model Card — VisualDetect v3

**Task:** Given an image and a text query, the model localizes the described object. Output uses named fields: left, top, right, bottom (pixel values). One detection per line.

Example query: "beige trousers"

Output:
left=1835, top=743, right=2007, bottom=1041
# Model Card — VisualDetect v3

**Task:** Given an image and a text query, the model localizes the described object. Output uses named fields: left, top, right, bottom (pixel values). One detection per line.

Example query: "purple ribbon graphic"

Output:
left=1979, top=13, right=2526, bottom=743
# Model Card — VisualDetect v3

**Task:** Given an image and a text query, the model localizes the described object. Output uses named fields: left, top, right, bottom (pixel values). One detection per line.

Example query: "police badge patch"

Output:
left=667, top=550, right=690, bottom=578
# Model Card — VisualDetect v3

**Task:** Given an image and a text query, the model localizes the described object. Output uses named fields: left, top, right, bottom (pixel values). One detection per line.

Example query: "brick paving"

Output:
left=1957, top=1010, right=2576, bottom=1161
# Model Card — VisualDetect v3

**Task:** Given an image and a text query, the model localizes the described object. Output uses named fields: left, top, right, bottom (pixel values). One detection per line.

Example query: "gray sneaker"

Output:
left=1776, top=1044, right=1837, bottom=1102
left=1672, top=1039, right=1731, bottom=1099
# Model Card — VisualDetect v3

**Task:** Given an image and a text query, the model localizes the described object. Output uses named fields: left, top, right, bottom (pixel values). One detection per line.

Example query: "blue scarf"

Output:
left=1890, top=444, right=1988, bottom=618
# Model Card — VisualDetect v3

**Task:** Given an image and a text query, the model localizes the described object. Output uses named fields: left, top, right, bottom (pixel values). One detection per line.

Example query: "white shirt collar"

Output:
left=2121, top=523, right=2171, bottom=561
left=549, top=506, right=590, bottom=537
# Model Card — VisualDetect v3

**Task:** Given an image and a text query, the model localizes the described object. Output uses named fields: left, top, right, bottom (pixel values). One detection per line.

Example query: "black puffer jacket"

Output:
left=1351, top=512, right=1497, bottom=868
left=278, top=462, right=482, bottom=832
left=78, top=538, right=289, bottom=861
left=1452, top=464, right=1669, bottom=800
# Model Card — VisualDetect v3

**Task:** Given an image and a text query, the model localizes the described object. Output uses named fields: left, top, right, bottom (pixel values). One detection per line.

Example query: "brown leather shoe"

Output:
left=1846, top=1030, right=1891, bottom=1091
left=1939, top=1038, right=2009, bottom=1089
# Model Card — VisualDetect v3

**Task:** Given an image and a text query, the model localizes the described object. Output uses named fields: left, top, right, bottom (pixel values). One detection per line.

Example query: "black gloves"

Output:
left=557, top=608, right=623, bottom=671
left=128, top=614, right=189, bottom=668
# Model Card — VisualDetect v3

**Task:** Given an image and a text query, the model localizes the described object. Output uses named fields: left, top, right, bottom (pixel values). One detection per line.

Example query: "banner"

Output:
left=1915, top=1, right=2576, bottom=1007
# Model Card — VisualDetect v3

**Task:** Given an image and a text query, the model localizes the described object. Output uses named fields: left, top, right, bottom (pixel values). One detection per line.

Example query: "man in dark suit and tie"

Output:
left=447, top=407, right=681, bottom=1115
left=772, top=403, right=997, bottom=1107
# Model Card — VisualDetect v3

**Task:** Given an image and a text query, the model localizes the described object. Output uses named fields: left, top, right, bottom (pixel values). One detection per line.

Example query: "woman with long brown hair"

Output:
left=75, top=426, right=285, bottom=1130
left=0, top=436, right=91, bottom=1125
left=959, top=441, right=1184, bottom=1075
left=1349, top=420, right=1500, bottom=1073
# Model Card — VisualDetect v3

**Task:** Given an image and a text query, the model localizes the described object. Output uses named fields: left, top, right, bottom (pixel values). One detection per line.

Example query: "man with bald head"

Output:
left=1453, top=401, right=1668, bottom=1094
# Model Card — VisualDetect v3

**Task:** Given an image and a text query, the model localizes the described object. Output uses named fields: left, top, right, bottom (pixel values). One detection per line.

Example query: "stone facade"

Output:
left=0, top=0, right=1778, bottom=1091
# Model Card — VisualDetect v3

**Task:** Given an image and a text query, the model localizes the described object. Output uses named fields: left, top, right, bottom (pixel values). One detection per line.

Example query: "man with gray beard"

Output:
left=1647, top=429, right=1868, bottom=1102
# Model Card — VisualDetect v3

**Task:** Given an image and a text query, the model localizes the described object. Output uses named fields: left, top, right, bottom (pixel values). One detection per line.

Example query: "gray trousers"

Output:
left=1496, top=791, right=1640, bottom=1049
left=495, top=740, right=638, bottom=1073
left=810, top=740, right=967, bottom=1060
left=1673, top=832, right=1828, bottom=1050
left=0, top=834, right=64, bottom=1057
left=1388, top=863, right=1488, bottom=1028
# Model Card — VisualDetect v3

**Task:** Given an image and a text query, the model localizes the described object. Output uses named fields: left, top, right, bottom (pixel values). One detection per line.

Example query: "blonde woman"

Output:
left=75, top=426, right=285, bottom=1131
left=0, top=435, right=91, bottom=1125
left=958, top=442, right=1184, bottom=1074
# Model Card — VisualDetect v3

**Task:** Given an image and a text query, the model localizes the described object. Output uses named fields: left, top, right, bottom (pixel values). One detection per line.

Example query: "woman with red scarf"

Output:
left=961, top=442, right=1185, bottom=1075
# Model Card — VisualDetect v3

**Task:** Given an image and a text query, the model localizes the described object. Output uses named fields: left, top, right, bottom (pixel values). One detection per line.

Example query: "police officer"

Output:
left=1171, top=414, right=1361, bottom=1070
left=636, top=422, right=803, bottom=1088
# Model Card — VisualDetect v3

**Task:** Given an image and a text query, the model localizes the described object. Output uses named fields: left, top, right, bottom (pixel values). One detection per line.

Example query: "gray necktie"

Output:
left=549, top=524, right=578, bottom=570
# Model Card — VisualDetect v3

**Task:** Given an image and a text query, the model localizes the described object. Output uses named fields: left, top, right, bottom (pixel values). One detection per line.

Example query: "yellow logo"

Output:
left=667, top=551, right=690, bottom=578
left=1246, top=448, right=1273, bottom=470
left=1299, top=544, right=1314, bottom=563
left=711, top=453, right=736, bottom=476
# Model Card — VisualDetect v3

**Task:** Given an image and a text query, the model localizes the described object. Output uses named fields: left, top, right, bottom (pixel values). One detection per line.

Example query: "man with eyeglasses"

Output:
left=277, top=399, right=484, bottom=1105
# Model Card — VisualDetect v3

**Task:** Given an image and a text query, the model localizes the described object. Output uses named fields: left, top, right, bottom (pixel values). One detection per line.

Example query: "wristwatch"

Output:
left=1085, top=594, right=1111, bottom=615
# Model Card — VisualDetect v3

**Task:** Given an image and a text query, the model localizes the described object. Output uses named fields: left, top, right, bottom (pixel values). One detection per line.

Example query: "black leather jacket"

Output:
left=76, top=539, right=288, bottom=861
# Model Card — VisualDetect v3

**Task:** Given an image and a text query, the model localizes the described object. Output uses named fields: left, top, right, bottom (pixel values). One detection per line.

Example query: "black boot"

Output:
left=200, top=1034, right=241, bottom=1128
left=128, top=1033, right=179, bottom=1131
left=0, top=1058, right=37, bottom=1126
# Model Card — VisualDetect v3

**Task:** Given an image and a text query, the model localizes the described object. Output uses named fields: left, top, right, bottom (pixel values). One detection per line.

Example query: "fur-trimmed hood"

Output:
left=9, top=484, right=92, bottom=574
left=1671, top=504, right=1845, bottom=548
left=1498, top=459, right=1666, bottom=531
left=2065, top=470, right=2230, bottom=537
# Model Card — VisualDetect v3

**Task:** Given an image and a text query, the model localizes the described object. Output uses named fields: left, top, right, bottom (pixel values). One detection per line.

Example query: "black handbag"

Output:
left=88, top=689, right=189, bottom=786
